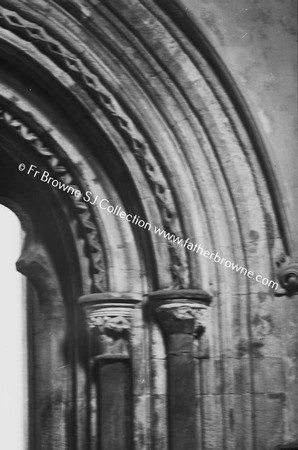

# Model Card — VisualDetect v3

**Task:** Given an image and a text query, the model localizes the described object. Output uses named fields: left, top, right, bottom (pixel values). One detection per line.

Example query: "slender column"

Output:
left=79, top=294, right=140, bottom=450
left=149, top=289, right=211, bottom=450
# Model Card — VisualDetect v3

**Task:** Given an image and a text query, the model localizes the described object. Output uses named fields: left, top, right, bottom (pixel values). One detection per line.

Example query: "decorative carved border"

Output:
left=0, top=106, right=107, bottom=293
left=0, top=6, right=187, bottom=288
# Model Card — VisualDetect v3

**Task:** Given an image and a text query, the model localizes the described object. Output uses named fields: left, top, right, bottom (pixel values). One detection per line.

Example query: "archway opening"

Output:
left=0, top=204, right=27, bottom=449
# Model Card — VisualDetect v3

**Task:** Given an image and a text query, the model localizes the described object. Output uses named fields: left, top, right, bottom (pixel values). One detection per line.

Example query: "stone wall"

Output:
left=180, top=0, right=298, bottom=248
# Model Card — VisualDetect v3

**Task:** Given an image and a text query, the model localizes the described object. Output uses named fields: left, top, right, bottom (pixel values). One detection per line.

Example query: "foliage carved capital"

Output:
left=79, top=294, right=140, bottom=357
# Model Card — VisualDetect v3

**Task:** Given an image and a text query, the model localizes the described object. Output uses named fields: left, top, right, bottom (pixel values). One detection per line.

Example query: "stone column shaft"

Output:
left=79, top=294, right=139, bottom=450
left=149, top=290, right=211, bottom=450
left=168, top=332, right=196, bottom=449
left=96, top=356, right=131, bottom=450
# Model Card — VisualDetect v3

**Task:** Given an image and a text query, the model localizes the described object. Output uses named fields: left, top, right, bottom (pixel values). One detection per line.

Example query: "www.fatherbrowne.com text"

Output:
left=20, top=163, right=279, bottom=290
left=154, top=226, right=278, bottom=290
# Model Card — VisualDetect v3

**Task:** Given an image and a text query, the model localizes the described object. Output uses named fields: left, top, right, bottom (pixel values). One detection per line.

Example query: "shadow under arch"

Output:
left=0, top=144, right=89, bottom=449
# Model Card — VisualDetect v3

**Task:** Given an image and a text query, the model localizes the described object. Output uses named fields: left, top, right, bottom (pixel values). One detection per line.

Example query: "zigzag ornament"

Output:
left=0, top=106, right=107, bottom=292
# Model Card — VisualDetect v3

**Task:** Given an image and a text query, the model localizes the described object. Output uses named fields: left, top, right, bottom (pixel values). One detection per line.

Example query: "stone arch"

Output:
left=0, top=1, right=295, bottom=449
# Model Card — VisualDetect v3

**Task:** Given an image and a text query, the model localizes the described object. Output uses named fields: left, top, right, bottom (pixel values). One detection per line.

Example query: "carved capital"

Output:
left=79, top=293, right=140, bottom=358
left=85, top=306, right=132, bottom=337
left=156, top=303, right=207, bottom=336
left=275, top=255, right=298, bottom=296
left=149, top=289, right=211, bottom=337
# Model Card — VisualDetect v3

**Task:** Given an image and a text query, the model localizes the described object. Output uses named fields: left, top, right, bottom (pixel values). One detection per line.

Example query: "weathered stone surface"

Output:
left=0, top=0, right=296, bottom=449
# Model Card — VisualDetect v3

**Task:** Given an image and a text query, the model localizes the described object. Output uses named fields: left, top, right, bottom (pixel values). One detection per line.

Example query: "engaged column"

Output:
left=79, top=294, right=140, bottom=450
left=149, top=289, right=211, bottom=450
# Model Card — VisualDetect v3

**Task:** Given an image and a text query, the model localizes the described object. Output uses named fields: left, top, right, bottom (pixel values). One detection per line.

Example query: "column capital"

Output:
left=155, top=302, right=207, bottom=336
left=79, top=293, right=141, bottom=357
left=148, top=289, right=211, bottom=336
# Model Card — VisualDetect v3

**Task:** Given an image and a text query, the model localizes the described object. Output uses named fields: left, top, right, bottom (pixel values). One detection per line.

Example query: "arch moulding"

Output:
left=0, top=1, right=296, bottom=450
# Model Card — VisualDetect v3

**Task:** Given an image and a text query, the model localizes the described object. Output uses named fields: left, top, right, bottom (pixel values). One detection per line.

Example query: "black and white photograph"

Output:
left=0, top=1, right=297, bottom=449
